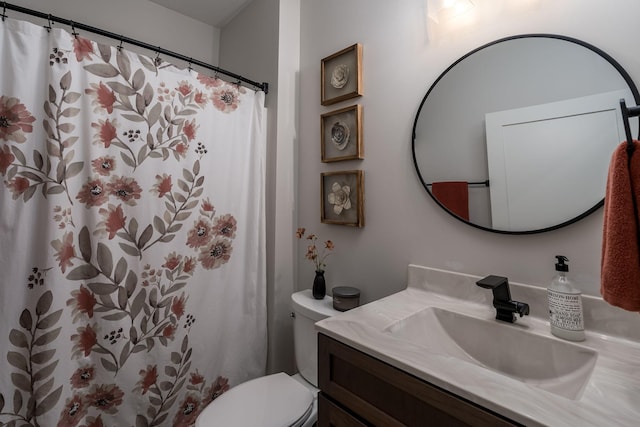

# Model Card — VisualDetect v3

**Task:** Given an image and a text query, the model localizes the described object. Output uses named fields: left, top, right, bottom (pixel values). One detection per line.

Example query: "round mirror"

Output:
left=412, top=34, right=640, bottom=234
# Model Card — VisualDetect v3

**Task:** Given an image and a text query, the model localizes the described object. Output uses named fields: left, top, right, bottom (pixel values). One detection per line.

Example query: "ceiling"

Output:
left=149, top=0, right=254, bottom=28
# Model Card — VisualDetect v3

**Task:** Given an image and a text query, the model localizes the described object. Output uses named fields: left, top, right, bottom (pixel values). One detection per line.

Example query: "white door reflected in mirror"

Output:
left=485, top=90, right=634, bottom=231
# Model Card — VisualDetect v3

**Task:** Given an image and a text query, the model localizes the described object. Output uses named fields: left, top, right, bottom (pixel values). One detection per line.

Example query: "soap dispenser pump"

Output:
left=547, top=255, right=585, bottom=341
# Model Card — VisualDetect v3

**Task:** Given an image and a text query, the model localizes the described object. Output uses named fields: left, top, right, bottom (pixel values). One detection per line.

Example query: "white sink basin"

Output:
left=384, top=307, right=597, bottom=399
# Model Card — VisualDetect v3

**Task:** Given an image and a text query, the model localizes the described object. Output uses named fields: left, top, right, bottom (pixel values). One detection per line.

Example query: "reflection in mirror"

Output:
left=412, top=34, right=640, bottom=234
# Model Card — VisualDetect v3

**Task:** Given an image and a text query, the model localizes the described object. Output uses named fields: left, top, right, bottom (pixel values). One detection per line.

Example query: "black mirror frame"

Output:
left=411, top=33, right=640, bottom=235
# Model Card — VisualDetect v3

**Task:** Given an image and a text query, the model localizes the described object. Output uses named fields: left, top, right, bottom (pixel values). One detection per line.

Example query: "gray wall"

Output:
left=220, top=0, right=300, bottom=375
left=296, top=0, right=640, bottom=304
left=8, top=0, right=219, bottom=67
left=224, top=0, right=640, bottom=377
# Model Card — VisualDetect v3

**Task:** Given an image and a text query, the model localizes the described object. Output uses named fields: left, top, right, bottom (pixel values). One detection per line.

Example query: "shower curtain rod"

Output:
left=0, top=2, right=269, bottom=94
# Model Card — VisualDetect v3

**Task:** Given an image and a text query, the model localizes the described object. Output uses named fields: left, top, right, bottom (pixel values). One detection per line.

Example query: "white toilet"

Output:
left=195, top=289, right=339, bottom=427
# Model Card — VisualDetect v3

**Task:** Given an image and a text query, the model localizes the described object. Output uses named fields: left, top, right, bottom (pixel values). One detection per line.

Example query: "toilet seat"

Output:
left=195, top=372, right=314, bottom=427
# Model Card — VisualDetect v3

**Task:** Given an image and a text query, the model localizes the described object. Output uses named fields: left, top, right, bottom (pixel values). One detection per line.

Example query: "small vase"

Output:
left=312, top=270, right=326, bottom=300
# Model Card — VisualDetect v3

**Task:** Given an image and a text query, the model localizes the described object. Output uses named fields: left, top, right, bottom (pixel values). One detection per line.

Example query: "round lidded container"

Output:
left=332, top=286, right=361, bottom=311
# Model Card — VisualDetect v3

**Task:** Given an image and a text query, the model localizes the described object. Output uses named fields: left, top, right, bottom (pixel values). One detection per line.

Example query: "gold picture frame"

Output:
left=321, top=105, right=363, bottom=162
left=321, top=170, right=365, bottom=227
left=321, top=43, right=363, bottom=106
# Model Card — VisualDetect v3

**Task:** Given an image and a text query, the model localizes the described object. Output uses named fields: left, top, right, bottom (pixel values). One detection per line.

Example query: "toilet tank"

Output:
left=291, top=289, right=339, bottom=386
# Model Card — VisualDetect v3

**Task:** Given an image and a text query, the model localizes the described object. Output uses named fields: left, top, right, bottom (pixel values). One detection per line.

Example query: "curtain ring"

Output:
left=154, top=49, right=162, bottom=66
left=188, top=58, right=193, bottom=72
left=44, top=14, right=53, bottom=32
left=70, top=21, right=78, bottom=38
left=1, top=2, right=7, bottom=22
left=117, top=36, right=123, bottom=51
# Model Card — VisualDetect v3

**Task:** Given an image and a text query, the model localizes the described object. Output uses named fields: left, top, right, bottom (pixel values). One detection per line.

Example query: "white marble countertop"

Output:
left=315, top=265, right=640, bottom=427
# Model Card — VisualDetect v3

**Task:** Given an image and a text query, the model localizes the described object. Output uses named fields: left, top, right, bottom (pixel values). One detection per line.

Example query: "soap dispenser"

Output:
left=547, top=255, right=585, bottom=341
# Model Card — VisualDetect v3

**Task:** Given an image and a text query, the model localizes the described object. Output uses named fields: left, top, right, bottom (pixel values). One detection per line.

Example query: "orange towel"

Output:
left=601, top=140, right=640, bottom=311
left=432, top=181, right=469, bottom=221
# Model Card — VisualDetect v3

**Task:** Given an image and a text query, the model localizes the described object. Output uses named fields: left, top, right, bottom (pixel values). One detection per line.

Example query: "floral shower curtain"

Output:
left=0, top=17, right=267, bottom=427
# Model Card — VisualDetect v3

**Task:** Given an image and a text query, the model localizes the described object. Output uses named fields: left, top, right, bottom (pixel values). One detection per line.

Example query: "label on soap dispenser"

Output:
left=548, top=289, right=584, bottom=331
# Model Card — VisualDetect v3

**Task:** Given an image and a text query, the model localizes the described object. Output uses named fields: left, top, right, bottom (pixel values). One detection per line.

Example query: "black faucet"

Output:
left=475, top=275, right=530, bottom=323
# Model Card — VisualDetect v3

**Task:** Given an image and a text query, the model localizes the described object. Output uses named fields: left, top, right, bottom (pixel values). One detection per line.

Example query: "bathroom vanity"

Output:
left=318, top=333, right=518, bottom=426
left=315, top=265, right=640, bottom=427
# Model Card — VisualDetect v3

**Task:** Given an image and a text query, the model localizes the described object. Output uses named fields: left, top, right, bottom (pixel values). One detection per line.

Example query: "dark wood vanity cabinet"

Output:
left=317, top=333, right=521, bottom=427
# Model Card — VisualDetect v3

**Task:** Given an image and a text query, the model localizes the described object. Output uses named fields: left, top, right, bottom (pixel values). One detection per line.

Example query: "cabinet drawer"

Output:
left=318, top=333, right=520, bottom=427
left=318, top=393, right=369, bottom=427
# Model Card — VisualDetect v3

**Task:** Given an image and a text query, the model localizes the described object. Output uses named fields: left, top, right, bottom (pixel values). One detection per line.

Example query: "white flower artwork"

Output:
left=328, top=182, right=352, bottom=214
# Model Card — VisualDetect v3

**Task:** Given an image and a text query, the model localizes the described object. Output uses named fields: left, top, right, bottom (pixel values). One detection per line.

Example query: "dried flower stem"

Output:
left=296, top=228, right=334, bottom=271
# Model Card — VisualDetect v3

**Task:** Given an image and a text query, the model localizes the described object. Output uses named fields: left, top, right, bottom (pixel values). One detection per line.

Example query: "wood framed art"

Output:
left=321, top=105, right=363, bottom=162
left=321, top=43, right=363, bottom=106
left=321, top=170, right=365, bottom=227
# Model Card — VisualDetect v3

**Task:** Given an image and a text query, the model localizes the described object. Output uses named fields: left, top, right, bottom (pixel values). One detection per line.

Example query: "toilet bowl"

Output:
left=195, top=289, right=339, bottom=427
left=194, top=372, right=315, bottom=426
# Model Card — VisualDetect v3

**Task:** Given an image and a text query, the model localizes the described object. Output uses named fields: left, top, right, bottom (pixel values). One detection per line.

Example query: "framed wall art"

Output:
left=321, top=170, right=365, bottom=227
left=321, top=43, right=363, bottom=106
left=321, top=104, right=363, bottom=162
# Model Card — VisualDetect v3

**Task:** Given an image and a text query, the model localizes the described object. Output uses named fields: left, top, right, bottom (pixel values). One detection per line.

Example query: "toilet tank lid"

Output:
left=196, top=373, right=313, bottom=427
left=291, top=289, right=339, bottom=321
